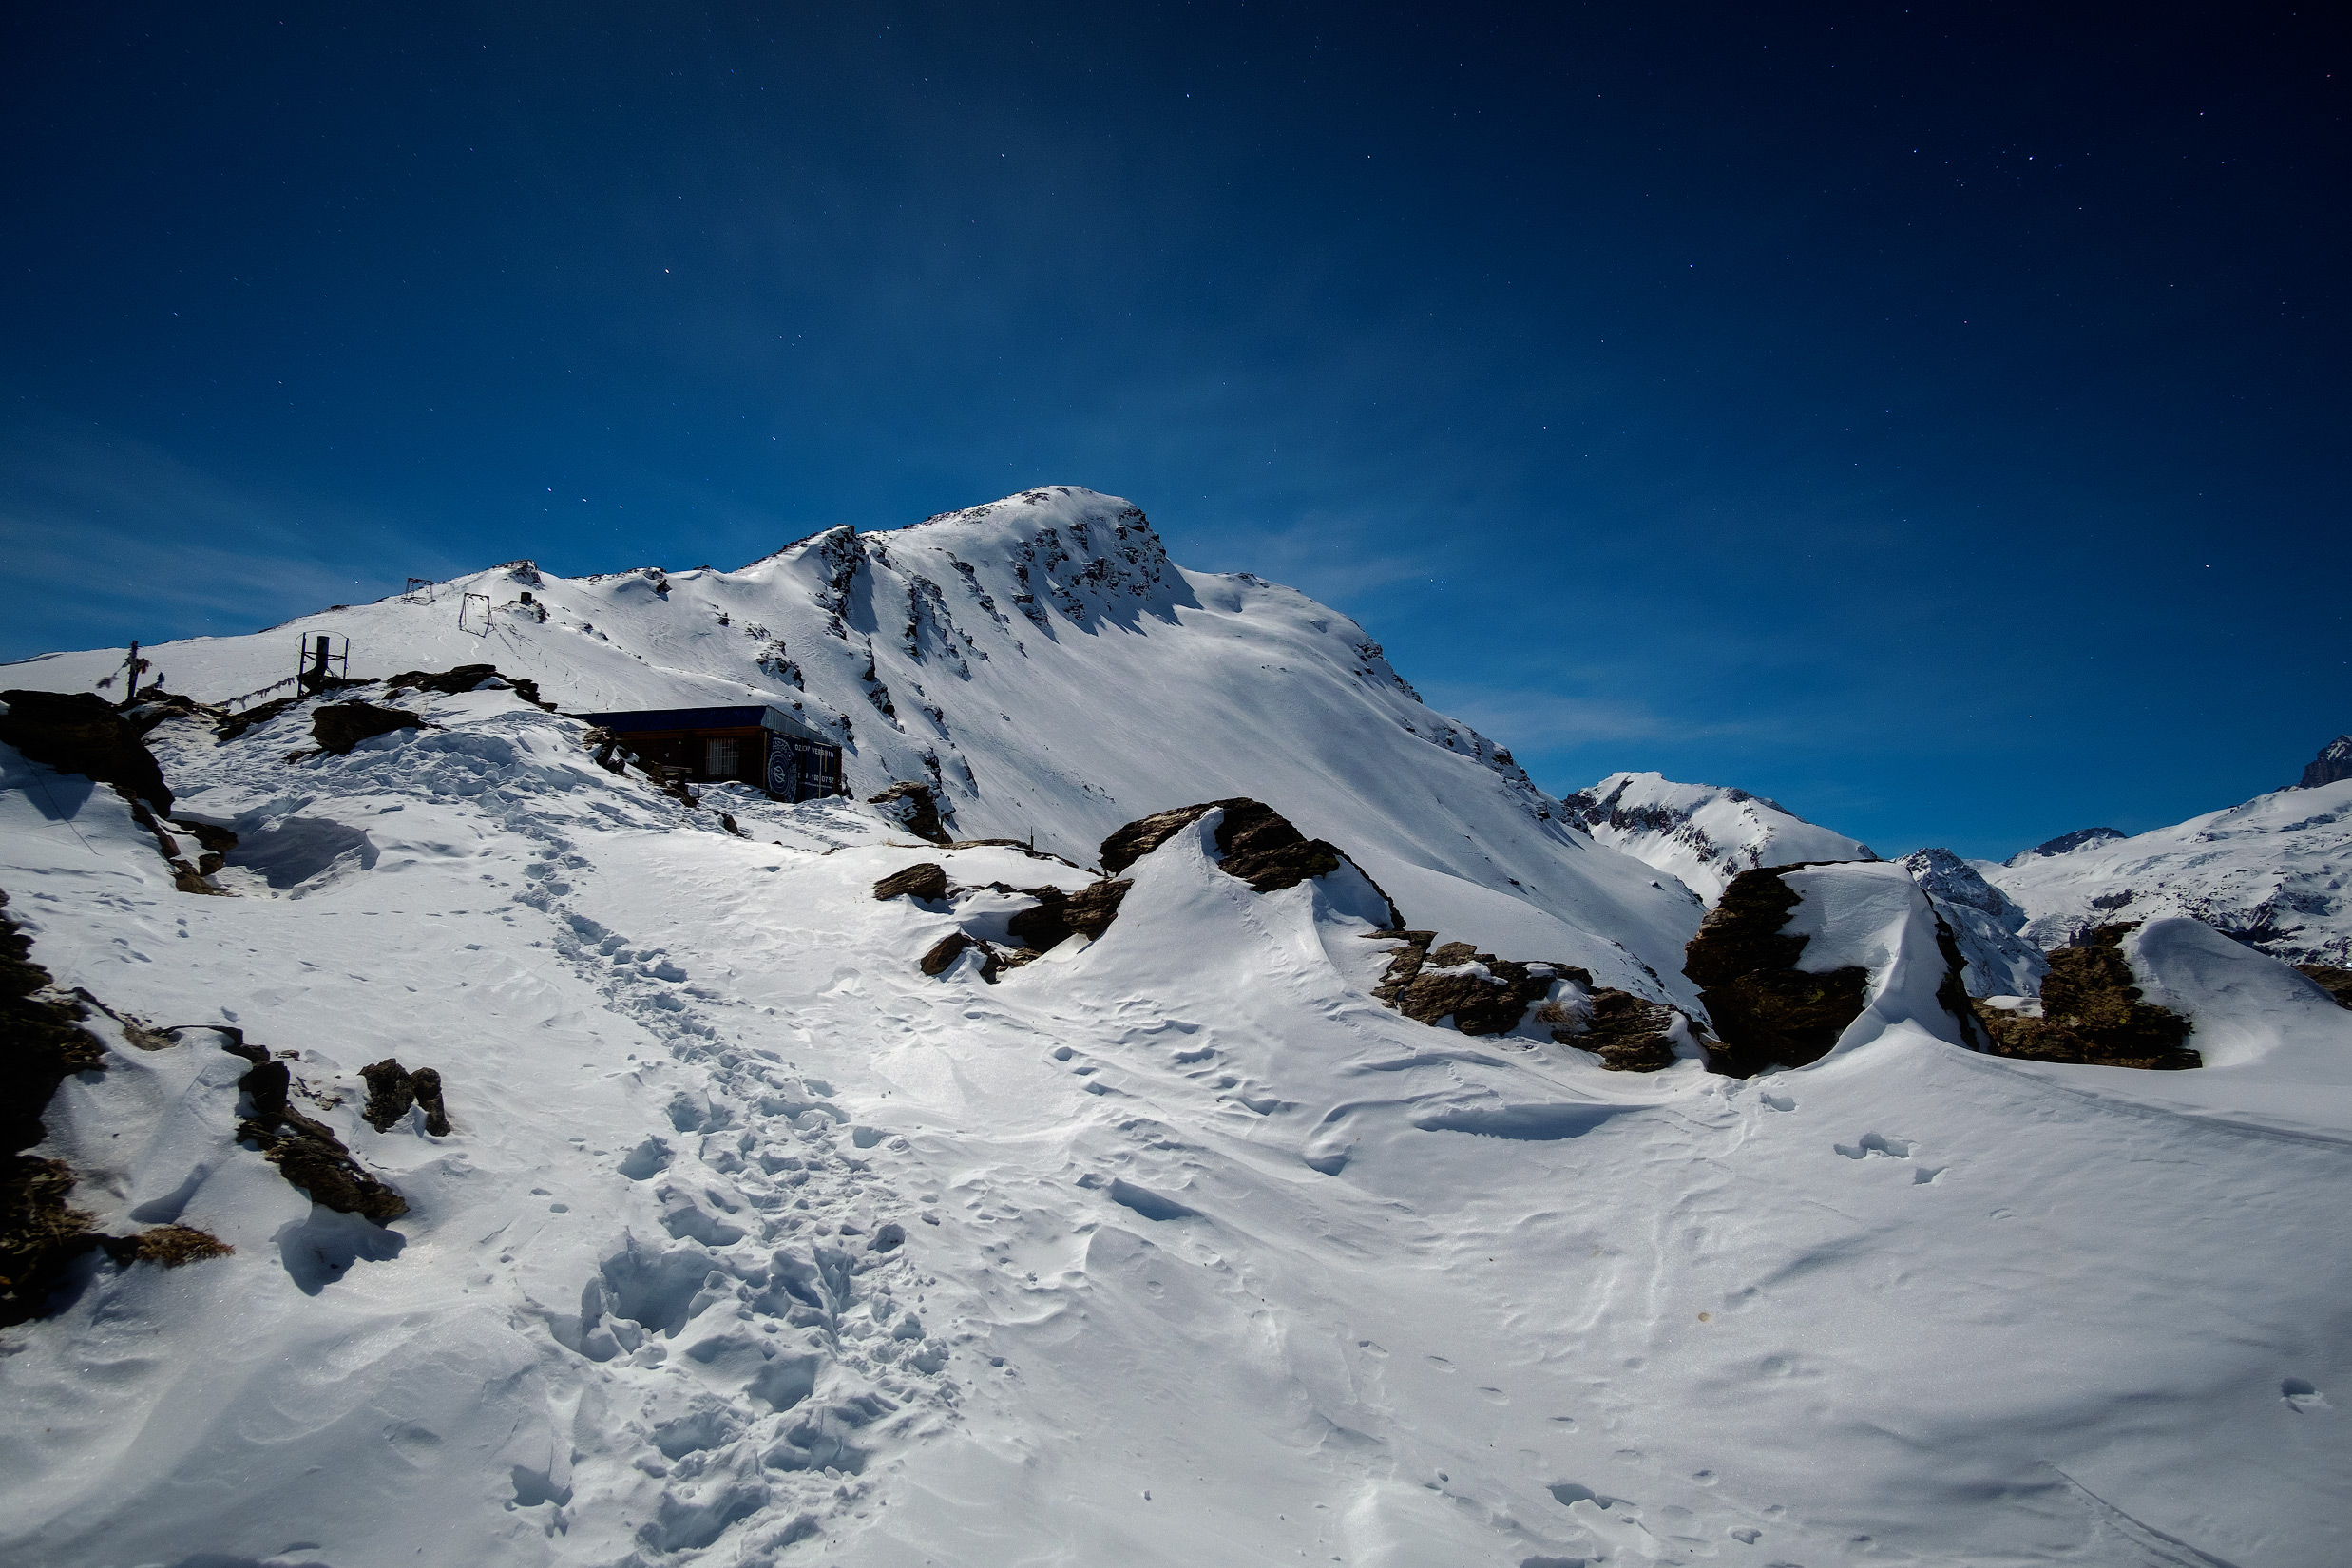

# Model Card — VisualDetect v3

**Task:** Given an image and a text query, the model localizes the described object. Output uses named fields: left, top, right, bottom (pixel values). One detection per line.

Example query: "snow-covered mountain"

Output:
left=1987, top=740, right=2352, bottom=966
left=4, top=491, right=2349, bottom=1566
left=1559, top=770, right=1875, bottom=903
left=1896, top=847, right=2049, bottom=997
left=8, top=488, right=1702, bottom=1007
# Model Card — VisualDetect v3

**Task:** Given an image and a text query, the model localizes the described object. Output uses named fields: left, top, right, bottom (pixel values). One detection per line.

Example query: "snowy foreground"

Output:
left=3, top=489, right=2348, bottom=1567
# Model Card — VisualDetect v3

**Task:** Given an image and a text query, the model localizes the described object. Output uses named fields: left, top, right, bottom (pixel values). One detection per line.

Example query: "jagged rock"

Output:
left=1683, top=866, right=1871, bottom=1077
left=2004, top=826, right=2126, bottom=867
left=360, top=1058, right=451, bottom=1136
left=1097, top=797, right=1403, bottom=924
left=107, top=1225, right=235, bottom=1268
left=2298, top=736, right=2352, bottom=790
left=311, top=702, right=422, bottom=755
left=409, top=1069, right=449, bottom=1137
left=872, top=863, right=949, bottom=903
left=170, top=818, right=239, bottom=876
left=224, top=1042, right=409, bottom=1221
left=0, top=889, right=109, bottom=1326
left=384, top=662, right=553, bottom=709
left=1971, top=925, right=2200, bottom=1070
left=1550, top=990, right=1685, bottom=1072
left=869, top=781, right=949, bottom=845
left=2296, top=964, right=2352, bottom=1010
left=0, top=689, right=173, bottom=813
left=1100, top=801, right=1225, bottom=870
left=214, top=690, right=308, bottom=744
left=1005, top=880, right=1132, bottom=950
left=1373, top=934, right=1566, bottom=1037
left=920, top=931, right=1003, bottom=982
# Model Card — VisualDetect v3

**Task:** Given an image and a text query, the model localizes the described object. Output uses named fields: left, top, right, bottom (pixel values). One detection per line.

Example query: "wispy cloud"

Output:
left=0, top=427, right=463, bottom=659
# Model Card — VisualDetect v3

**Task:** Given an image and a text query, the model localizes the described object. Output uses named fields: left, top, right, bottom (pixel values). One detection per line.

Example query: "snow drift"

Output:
left=2, top=489, right=2348, bottom=1567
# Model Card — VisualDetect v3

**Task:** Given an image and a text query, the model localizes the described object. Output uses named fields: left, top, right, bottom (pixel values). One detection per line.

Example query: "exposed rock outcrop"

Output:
left=359, top=1058, right=451, bottom=1137
left=1970, top=925, right=2200, bottom=1070
left=2297, top=964, right=2352, bottom=1010
left=920, top=931, right=1002, bottom=983
left=1098, top=797, right=1403, bottom=925
left=871, top=863, right=949, bottom=903
left=1004, top=880, right=1131, bottom=951
left=2298, top=735, right=2352, bottom=790
left=385, top=662, right=554, bottom=709
left=222, top=1037, right=409, bottom=1221
left=1548, top=990, right=1687, bottom=1073
left=869, top=781, right=949, bottom=845
left=1373, top=934, right=1561, bottom=1037
left=0, top=689, right=173, bottom=813
left=2003, top=826, right=2126, bottom=867
left=0, top=889, right=109, bottom=1325
left=311, top=702, right=422, bottom=755
left=1682, top=866, right=1871, bottom=1078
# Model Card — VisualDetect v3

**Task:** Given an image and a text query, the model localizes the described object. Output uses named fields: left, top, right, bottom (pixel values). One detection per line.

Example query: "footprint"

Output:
left=1834, top=1132, right=1912, bottom=1160
left=1760, top=1093, right=1795, bottom=1112
left=2282, top=1378, right=2330, bottom=1411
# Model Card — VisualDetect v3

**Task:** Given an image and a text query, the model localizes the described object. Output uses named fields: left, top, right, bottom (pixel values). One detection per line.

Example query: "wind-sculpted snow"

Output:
left=2, top=688, right=2349, bottom=1564
left=3, top=495, right=2350, bottom=1564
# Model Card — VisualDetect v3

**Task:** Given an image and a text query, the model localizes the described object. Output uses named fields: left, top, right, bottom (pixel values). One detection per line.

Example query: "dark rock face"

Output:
left=1683, top=866, right=1871, bottom=1077
left=2299, top=736, right=2352, bottom=790
left=2297, top=964, right=2352, bottom=1010
left=1373, top=934, right=1569, bottom=1038
left=215, top=691, right=308, bottom=744
left=385, top=663, right=553, bottom=709
left=359, top=1058, right=450, bottom=1137
left=0, top=888, right=108, bottom=1326
left=868, top=782, right=949, bottom=845
left=311, top=702, right=422, bottom=755
left=1971, top=925, right=2200, bottom=1070
left=871, top=863, right=949, bottom=903
left=171, top=818, right=239, bottom=877
left=0, top=689, right=173, bottom=813
left=115, top=1224, right=234, bottom=1268
left=2013, top=826, right=2126, bottom=863
left=920, top=931, right=1001, bottom=983
left=1099, top=801, right=1227, bottom=872
left=1005, top=880, right=1132, bottom=951
left=1097, top=797, right=1403, bottom=925
left=223, top=1039, right=409, bottom=1221
left=1550, top=990, right=1685, bottom=1072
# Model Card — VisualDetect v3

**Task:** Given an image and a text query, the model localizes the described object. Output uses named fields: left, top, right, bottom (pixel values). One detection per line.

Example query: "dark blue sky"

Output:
left=4, top=3, right=2344, bottom=858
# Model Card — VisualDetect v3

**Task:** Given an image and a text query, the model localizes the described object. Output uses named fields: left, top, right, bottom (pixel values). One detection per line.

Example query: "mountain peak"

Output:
left=2299, top=734, right=2352, bottom=790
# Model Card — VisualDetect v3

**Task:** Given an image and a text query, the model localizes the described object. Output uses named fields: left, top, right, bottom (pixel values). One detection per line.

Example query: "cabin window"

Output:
left=704, top=737, right=740, bottom=777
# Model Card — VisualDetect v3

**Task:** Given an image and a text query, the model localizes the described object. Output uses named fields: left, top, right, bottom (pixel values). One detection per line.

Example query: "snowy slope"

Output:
left=1988, top=774, right=2352, bottom=966
left=5, top=691, right=2350, bottom=1567
left=6, top=488, right=1702, bottom=1007
left=1560, top=771, right=1875, bottom=903
left=1898, top=847, right=2049, bottom=998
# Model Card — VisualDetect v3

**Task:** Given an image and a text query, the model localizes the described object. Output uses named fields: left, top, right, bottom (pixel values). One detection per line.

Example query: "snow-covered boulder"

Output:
left=1684, top=860, right=1975, bottom=1075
